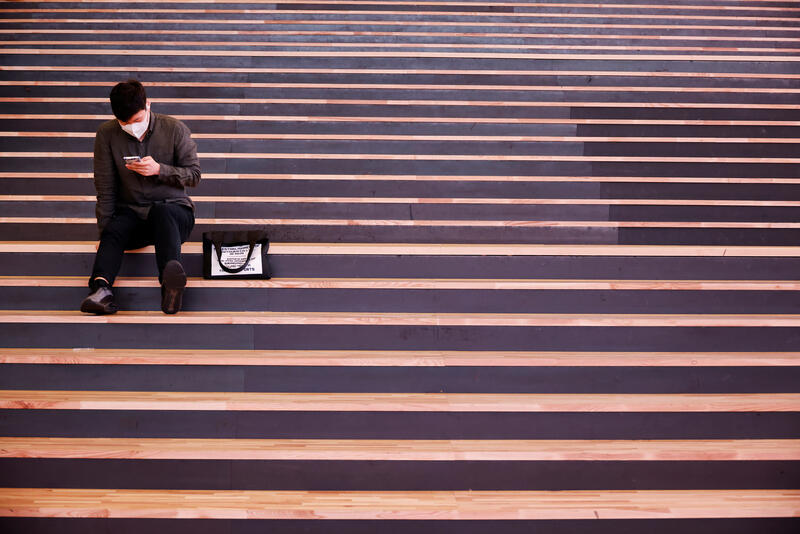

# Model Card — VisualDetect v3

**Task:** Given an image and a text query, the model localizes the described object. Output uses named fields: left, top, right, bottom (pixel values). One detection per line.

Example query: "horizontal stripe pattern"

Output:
left=2, top=0, right=800, bottom=529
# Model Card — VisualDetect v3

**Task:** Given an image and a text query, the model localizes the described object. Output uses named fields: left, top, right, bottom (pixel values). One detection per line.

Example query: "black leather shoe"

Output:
left=161, top=260, right=187, bottom=314
left=80, top=286, right=118, bottom=314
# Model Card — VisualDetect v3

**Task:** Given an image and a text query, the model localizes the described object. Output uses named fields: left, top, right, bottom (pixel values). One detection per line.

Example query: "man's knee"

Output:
left=148, top=203, right=187, bottom=225
left=100, top=216, right=134, bottom=243
left=148, top=204, right=193, bottom=239
left=148, top=202, right=172, bottom=220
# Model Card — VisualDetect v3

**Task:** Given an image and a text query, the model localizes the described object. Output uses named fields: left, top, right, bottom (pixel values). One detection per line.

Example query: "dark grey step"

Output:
left=2, top=324, right=799, bottom=351
left=4, top=252, right=798, bottom=280
left=2, top=409, right=798, bottom=439
left=3, top=221, right=799, bottom=245
left=4, top=286, right=800, bottom=314
left=8, top=200, right=800, bottom=223
left=1, top=518, right=798, bottom=534
left=3, top=364, right=798, bottom=393
left=4, top=178, right=800, bottom=201
left=4, top=70, right=799, bottom=90
left=2, top=458, right=797, bottom=490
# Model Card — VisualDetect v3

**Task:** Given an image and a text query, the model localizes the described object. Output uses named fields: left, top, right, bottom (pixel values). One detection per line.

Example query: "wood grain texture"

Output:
left=7, top=195, right=800, bottom=207
left=8, top=47, right=800, bottom=61
left=1, top=390, right=799, bottom=412
left=5, top=115, right=800, bottom=126
left=5, top=66, right=800, bottom=79
left=2, top=437, right=799, bottom=461
left=3, top=276, right=800, bottom=291
left=5, top=10, right=800, bottom=23
left=6, top=41, right=800, bottom=54
left=5, top=132, right=800, bottom=143
left=5, top=29, right=800, bottom=44
left=4, top=242, right=800, bottom=257
left=5, top=310, right=800, bottom=327
left=1, top=488, right=798, bottom=519
left=4, top=19, right=798, bottom=33
left=5, top=217, right=800, bottom=229
left=3, top=172, right=800, bottom=184
left=2, top=348, right=798, bottom=367
left=4, top=0, right=800, bottom=16
left=7, top=97, right=800, bottom=109
left=16, top=0, right=800, bottom=10
left=5, top=153, right=800, bottom=164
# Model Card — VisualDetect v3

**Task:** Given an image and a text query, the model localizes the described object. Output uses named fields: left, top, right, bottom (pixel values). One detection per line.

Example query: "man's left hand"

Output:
left=126, top=156, right=160, bottom=177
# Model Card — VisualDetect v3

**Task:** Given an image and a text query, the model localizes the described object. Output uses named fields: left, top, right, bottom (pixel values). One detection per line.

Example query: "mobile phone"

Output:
left=123, top=156, right=142, bottom=163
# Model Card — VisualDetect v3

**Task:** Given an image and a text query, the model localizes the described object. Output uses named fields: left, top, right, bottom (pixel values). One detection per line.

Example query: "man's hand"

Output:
left=125, top=156, right=160, bottom=177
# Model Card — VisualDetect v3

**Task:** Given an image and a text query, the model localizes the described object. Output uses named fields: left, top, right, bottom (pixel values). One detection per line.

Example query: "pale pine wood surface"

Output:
left=2, top=437, right=799, bottom=461
left=4, top=310, right=800, bottom=327
left=1, top=390, right=798, bottom=412
left=1, top=488, right=799, bottom=519
left=2, top=348, right=799, bottom=366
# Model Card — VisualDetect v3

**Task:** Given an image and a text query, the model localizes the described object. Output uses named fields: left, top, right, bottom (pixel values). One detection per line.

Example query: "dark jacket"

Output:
left=93, top=112, right=201, bottom=234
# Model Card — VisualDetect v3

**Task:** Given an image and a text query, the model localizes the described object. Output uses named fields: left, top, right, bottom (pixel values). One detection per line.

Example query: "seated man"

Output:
left=80, top=79, right=201, bottom=315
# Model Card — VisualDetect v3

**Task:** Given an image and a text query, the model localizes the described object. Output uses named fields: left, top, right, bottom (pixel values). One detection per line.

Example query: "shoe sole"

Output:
left=80, top=299, right=117, bottom=315
left=162, top=260, right=187, bottom=314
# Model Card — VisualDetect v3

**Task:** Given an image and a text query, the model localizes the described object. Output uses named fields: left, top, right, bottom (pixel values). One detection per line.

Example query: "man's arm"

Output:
left=155, top=121, right=201, bottom=188
left=93, top=127, right=117, bottom=236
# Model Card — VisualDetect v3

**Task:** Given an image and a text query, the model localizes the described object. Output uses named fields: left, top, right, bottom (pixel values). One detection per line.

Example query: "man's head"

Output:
left=110, top=79, right=147, bottom=123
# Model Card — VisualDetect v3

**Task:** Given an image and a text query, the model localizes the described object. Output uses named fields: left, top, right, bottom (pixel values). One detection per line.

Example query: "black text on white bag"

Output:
left=202, top=230, right=272, bottom=279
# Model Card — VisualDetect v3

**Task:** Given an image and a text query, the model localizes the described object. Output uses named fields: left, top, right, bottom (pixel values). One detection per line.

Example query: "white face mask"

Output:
left=120, top=105, right=150, bottom=139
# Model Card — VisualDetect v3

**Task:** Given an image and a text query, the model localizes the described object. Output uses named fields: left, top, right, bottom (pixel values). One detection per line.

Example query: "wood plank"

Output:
left=4, top=276, right=800, bottom=291
left=3, top=242, right=799, bottom=257
left=5, top=29, right=800, bottom=44
left=11, top=0, right=800, bottom=13
left=5, top=217, right=800, bottom=229
left=1, top=390, right=798, bottom=412
left=7, top=41, right=800, bottom=54
left=4, top=153, right=800, bottom=164
left=4, top=19, right=798, bottom=33
left=6, top=47, right=800, bottom=61
left=3, top=172, right=800, bottom=184
left=7, top=195, right=800, bottom=207
left=5, top=66, right=800, bottom=79
left=5, top=310, right=800, bottom=327
left=6, top=10, right=800, bottom=23
left=2, top=437, right=799, bottom=461
left=9, top=195, right=800, bottom=207
left=5, top=115, right=800, bottom=127
left=2, top=348, right=798, bottom=367
left=1, top=488, right=798, bottom=520
left=11, top=98, right=800, bottom=109
left=6, top=132, right=800, bottom=143
left=18, top=0, right=800, bottom=9
left=7, top=81, right=800, bottom=95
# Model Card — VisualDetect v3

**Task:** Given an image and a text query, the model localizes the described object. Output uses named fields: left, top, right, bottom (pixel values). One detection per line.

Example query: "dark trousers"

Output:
left=90, top=203, right=194, bottom=287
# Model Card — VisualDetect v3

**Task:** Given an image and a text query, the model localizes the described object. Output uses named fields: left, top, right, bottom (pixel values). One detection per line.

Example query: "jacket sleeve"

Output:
left=93, top=126, right=118, bottom=236
left=156, top=122, right=201, bottom=188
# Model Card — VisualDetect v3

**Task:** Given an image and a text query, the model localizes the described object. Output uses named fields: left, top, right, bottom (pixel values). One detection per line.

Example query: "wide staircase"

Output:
left=1, top=0, right=800, bottom=531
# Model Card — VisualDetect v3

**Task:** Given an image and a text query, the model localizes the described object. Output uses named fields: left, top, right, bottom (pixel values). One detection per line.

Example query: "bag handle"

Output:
left=213, top=240, right=257, bottom=274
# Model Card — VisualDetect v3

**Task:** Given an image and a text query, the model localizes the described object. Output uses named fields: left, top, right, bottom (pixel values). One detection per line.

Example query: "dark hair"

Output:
left=109, top=79, right=147, bottom=121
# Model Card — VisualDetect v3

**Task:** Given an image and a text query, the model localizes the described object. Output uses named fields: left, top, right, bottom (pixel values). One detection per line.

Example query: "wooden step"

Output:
left=3, top=348, right=799, bottom=366
left=9, top=195, right=800, bottom=207
left=2, top=437, right=799, bottom=460
left=6, top=241, right=799, bottom=256
left=6, top=310, right=800, bottom=327
left=1, top=488, right=798, bottom=519
left=3, top=171, right=800, bottom=184
left=2, top=390, right=798, bottom=412
left=7, top=276, right=800, bottom=291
